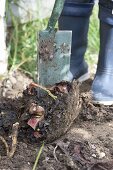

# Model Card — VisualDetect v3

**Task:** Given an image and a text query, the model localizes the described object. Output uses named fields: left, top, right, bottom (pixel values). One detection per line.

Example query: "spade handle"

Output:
left=46, top=0, right=65, bottom=31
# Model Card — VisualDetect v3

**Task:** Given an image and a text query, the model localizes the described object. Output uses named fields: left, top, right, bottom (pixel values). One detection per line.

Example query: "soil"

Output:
left=0, top=71, right=113, bottom=170
left=39, top=33, right=54, bottom=61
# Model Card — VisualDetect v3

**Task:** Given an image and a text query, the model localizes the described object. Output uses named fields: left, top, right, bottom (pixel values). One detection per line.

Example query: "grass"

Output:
left=8, top=17, right=48, bottom=79
left=8, top=5, right=99, bottom=79
left=32, top=142, right=44, bottom=170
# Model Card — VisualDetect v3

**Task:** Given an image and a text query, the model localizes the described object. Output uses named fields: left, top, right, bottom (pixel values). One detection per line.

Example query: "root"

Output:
left=0, top=135, right=9, bottom=156
left=0, top=122, right=19, bottom=158
left=8, top=122, right=19, bottom=158
left=53, top=145, right=61, bottom=163
left=29, top=82, right=57, bottom=100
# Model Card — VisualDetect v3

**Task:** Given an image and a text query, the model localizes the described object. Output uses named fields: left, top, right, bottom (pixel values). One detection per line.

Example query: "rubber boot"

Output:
left=58, top=0, right=94, bottom=82
left=91, top=0, right=113, bottom=105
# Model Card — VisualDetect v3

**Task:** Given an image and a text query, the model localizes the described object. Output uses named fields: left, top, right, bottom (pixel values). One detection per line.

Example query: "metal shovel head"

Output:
left=38, top=30, right=72, bottom=86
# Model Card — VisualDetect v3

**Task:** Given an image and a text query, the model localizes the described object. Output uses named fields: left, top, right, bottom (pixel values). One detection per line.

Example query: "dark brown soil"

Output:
left=0, top=71, right=113, bottom=170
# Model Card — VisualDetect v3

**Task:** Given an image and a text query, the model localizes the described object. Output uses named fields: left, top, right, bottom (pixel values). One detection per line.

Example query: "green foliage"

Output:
left=85, top=6, right=99, bottom=65
left=8, top=15, right=47, bottom=79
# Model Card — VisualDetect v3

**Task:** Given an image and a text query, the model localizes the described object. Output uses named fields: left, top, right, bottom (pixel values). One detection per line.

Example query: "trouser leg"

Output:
left=59, top=0, right=94, bottom=81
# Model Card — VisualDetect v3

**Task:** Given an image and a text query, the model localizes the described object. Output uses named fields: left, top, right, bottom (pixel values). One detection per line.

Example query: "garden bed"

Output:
left=0, top=71, right=113, bottom=170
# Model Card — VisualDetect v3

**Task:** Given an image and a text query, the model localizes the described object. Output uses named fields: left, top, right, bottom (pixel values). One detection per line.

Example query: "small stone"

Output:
left=91, top=144, right=96, bottom=150
left=92, top=154, right=97, bottom=158
left=99, top=152, right=105, bottom=159
left=98, top=136, right=104, bottom=141
left=45, top=157, right=49, bottom=161
left=5, top=79, right=13, bottom=88
left=10, top=76, right=17, bottom=84
left=87, top=114, right=93, bottom=120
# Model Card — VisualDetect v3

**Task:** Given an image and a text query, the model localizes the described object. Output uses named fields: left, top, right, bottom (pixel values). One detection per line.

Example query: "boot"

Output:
left=91, top=0, right=113, bottom=105
left=58, top=0, right=94, bottom=82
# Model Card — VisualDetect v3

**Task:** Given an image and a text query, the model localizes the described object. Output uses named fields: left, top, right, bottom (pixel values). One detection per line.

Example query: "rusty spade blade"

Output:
left=38, top=0, right=72, bottom=86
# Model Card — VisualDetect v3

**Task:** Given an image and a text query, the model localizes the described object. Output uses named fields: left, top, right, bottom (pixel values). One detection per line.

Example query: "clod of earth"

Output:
left=25, top=81, right=81, bottom=142
left=0, top=80, right=81, bottom=158
left=12, top=80, right=80, bottom=142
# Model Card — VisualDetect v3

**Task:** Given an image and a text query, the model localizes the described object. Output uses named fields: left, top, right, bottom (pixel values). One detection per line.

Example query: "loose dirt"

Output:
left=0, top=71, right=113, bottom=170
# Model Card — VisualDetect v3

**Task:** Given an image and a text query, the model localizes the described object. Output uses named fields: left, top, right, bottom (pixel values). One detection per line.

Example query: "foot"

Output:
left=64, top=60, right=90, bottom=82
left=91, top=72, right=113, bottom=105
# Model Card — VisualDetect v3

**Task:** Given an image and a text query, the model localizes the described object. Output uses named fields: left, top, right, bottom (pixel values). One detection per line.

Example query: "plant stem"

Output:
left=30, top=82, right=57, bottom=100
left=32, top=142, right=44, bottom=170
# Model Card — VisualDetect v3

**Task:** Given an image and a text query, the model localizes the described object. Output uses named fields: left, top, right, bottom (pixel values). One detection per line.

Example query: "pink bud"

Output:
left=27, top=118, right=40, bottom=130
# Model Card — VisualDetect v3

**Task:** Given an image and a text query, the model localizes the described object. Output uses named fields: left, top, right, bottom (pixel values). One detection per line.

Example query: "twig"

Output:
left=0, top=135, right=9, bottom=156
left=32, top=142, right=44, bottom=170
left=29, top=82, right=57, bottom=100
left=53, top=145, right=61, bottom=163
left=96, top=165, right=107, bottom=170
left=53, top=143, right=77, bottom=168
left=8, top=122, right=19, bottom=158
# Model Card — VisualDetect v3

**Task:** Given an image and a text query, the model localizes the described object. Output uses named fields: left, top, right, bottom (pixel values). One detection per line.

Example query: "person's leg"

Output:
left=91, top=0, right=113, bottom=105
left=58, top=0, right=94, bottom=82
